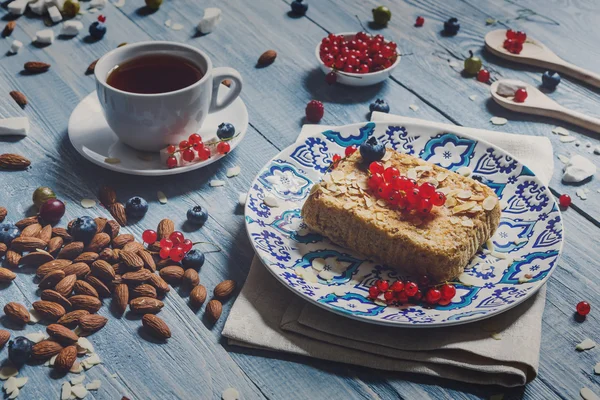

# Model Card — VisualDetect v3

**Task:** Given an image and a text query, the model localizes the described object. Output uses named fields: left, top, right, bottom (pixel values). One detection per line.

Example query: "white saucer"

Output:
left=68, top=88, right=248, bottom=176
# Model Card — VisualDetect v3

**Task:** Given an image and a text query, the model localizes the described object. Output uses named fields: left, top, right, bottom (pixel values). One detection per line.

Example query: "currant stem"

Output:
left=192, top=241, right=222, bottom=253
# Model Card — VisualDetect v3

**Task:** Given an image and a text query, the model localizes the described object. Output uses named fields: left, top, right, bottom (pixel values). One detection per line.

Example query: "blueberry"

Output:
left=68, top=216, right=97, bottom=243
left=369, top=99, right=390, bottom=114
left=89, top=21, right=106, bottom=40
left=182, top=249, right=205, bottom=269
left=0, top=223, right=19, bottom=246
left=125, top=196, right=148, bottom=219
left=217, top=123, right=235, bottom=140
left=8, top=336, right=33, bottom=366
left=359, top=136, right=386, bottom=164
left=290, top=0, right=308, bottom=15
left=187, top=206, right=208, bottom=225
left=443, top=17, right=460, bottom=36
left=542, top=71, right=561, bottom=90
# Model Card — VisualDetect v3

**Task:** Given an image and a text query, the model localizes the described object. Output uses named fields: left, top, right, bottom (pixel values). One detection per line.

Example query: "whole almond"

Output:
left=55, top=345, right=77, bottom=371
left=120, top=250, right=143, bottom=270
left=122, top=269, right=153, bottom=284
left=69, top=295, right=102, bottom=313
left=41, top=289, right=72, bottom=310
left=9, top=90, right=27, bottom=108
left=183, top=269, right=200, bottom=287
left=78, top=314, right=107, bottom=332
left=129, top=297, right=164, bottom=314
left=156, top=219, right=174, bottom=240
left=0, top=267, right=16, bottom=283
left=112, top=234, right=134, bottom=249
left=3, top=20, right=16, bottom=36
left=156, top=258, right=176, bottom=270
left=131, top=284, right=157, bottom=299
left=0, top=153, right=31, bottom=170
left=33, top=300, right=65, bottom=321
left=94, top=217, right=108, bottom=233
left=52, top=227, right=72, bottom=243
left=98, top=248, right=116, bottom=263
left=57, top=310, right=89, bottom=328
left=73, top=252, right=99, bottom=264
left=21, top=222, right=42, bottom=237
left=104, top=220, right=120, bottom=239
left=38, top=269, right=65, bottom=289
left=91, top=259, right=115, bottom=282
left=98, top=185, right=117, bottom=205
left=148, top=274, right=170, bottom=294
left=55, top=274, right=77, bottom=297
left=122, top=241, right=144, bottom=253
left=0, top=243, right=7, bottom=257
left=257, top=50, right=277, bottom=66
left=85, top=276, right=112, bottom=298
left=214, top=280, right=236, bottom=300
left=147, top=241, right=161, bottom=252
left=62, top=262, right=90, bottom=278
left=5, top=250, right=20, bottom=268
left=4, top=302, right=30, bottom=324
left=58, top=242, right=84, bottom=260
left=47, top=324, right=79, bottom=344
left=38, top=224, right=53, bottom=243
left=222, top=79, right=232, bottom=87
left=0, top=207, right=6, bottom=222
left=10, top=236, right=46, bottom=252
left=86, top=59, right=98, bottom=75
left=20, top=251, right=53, bottom=266
left=108, top=203, right=127, bottom=226
left=206, top=299, right=222, bottom=322
left=0, top=330, right=10, bottom=348
left=113, top=284, right=129, bottom=315
left=24, top=61, right=50, bottom=73
left=16, top=216, right=38, bottom=229
left=37, top=259, right=72, bottom=277
left=32, top=340, right=63, bottom=361
left=73, top=280, right=99, bottom=298
left=190, top=285, right=207, bottom=308
left=159, top=266, right=184, bottom=284
left=85, top=233, right=110, bottom=253
left=142, top=314, right=171, bottom=339
left=138, top=250, right=156, bottom=272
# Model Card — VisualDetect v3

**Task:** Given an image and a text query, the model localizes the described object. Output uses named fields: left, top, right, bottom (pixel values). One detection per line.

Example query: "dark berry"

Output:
left=8, top=336, right=33, bottom=366
left=542, top=71, right=561, bottom=90
left=39, top=198, right=65, bottom=224
left=89, top=21, right=106, bottom=40
left=290, top=0, right=308, bottom=15
left=369, top=98, right=390, bottom=114
left=325, top=71, right=337, bottom=85
left=443, top=17, right=460, bottom=36
left=359, top=136, right=386, bottom=164
left=415, top=16, right=424, bottom=27
left=187, top=205, right=209, bottom=225
left=0, top=222, right=19, bottom=245
left=217, top=123, right=235, bottom=140
left=68, top=216, right=97, bottom=243
left=125, top=196, right=148, bottom=218
left=182, top=249, right=205, bottom=269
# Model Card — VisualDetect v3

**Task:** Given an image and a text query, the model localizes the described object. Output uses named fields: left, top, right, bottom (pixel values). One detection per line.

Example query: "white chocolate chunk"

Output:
left=197, top=7, right=222, bottom=34
left=34, top=29, right=54, bottom=44
left=70, top=375, right=85, bottom=385
left=238, top=192, right=247, bottom=206
left=576, top=338, right=596, bottom=351
left=71, top=384, right=88, bottom=399
left=48, top=5, right=62, bottom=22
left=0, top=117, right=29, bottom=136
left=9, top=40, right=23, bottom=55
left=8, top=0, right=28, bottom=15
left=60, top=20, right=83, bottom=36
left=563, top=155, right=596, bottom=183
left=263, top=194, right=279, bottom=208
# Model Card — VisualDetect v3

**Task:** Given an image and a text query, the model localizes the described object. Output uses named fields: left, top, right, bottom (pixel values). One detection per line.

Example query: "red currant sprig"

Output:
left=143, top=229, right=221, bottom=262
left=165, top=131, right=239, bottom=169
left=367, top=277, right=457, bottom=307
left=503, top=29, right=527, bottom=54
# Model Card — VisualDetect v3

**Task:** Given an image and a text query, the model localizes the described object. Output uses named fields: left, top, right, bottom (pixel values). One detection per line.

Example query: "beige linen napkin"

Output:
left=223, top=113, right=555, bottom=387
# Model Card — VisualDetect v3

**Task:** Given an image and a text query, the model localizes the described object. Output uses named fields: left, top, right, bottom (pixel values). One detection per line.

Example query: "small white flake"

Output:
left=491, top=332, right=502, bottom=340
left=171, top=23, right=184, bottom=31
left=88, top=7, right=98, bottom=13
left=210, top=180, right=226, bottom=187
left=70, top=361, right=83, bottom=374
left=0, top=366, right=18, bottom=381
left=301, top=268, right=318, bottom=283
left=112, top=0, right=125, bottom=7
left=197, top=7, right=222, bottom=34
left=552, top=126, right=569, bottom=136
left=409, top=104, right=419, bottom=111
left=559, top=136, right=577, bottom=143
left=8, top=387, right=18, bottom=399
left=576, top=338, right=596, bottom=351
left=581, top=387, right=600, bottom=400
left=71, top=384, right=88, bottom=399
left=594, top=363, right=600, bottom=375
left=221, top=387, right=240, bottom=400
left=456, top=166, right=473, bottom=177
left=80, top=199, right=95, bottom=208
left=70, top=375, right=86, bottom=386
left=458, top=272, right=480, bottom=286
left=49, top=354, right=57, bottom=366
left=104, top=157, right=121, bottom=164
left=34, top=29, right=54, bottom=44
left=490, top=117, right=507, bottom=125
left=85, top=380, right=101, bottom=391
left=9, top=40, right=23, bottom=55
left=25, top=331, right=46, bottom=343
left=165, top=19, right=172, bottom=27
left=226, top=166, right=241, bottom=178
left=157, top=191, right=168, bottom=204
left=29, top=309, right=41, bottom=324
left=576, top=189, right=588, bottom=200
left=311, top=258, right=326, bottom=272
left=89, top=0, right=105, bottom=8
left=469, top=95, right=478, bottom=101
left=263, top=194, right=279, bottom=208
left=61, top=382, right=72, bottom=400
left=81, top=353, right=101, bottom=370
left=76, top=338, right=94, bottom=354
left=238, top=192, right=247, bottom=206
left=557, top=154, right=570, bottom=164
left=518, top=276, right=530, bottom=284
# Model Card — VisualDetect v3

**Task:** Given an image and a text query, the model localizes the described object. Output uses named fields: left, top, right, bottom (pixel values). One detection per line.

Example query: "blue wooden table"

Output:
left=1, top=0, right=599, bottom=399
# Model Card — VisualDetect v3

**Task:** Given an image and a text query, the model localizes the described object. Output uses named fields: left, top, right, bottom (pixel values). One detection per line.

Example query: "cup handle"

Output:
left=210, top=67, right=243, bottom=113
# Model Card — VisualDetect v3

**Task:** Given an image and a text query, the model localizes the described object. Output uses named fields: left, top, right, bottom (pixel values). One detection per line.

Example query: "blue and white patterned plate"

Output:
left=245, top=122, right=564, bottom=327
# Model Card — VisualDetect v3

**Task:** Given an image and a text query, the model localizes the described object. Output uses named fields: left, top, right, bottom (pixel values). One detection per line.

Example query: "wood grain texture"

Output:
left=0, top=0, right=599, bottom=399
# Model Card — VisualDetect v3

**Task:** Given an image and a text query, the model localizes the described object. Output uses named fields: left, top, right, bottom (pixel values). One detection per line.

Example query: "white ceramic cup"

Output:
left=95, top=41, right=243, bottom=152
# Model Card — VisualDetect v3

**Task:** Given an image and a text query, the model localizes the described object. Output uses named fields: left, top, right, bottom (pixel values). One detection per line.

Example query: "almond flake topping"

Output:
left=452, top=201, right=476, bottom=214
left=482, top=196, right=498, bottom=211
left=456, top=190, right=473, bottom=199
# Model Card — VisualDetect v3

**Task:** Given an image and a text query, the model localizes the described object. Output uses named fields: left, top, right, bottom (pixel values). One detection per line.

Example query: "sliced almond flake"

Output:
left=415, top=165, right=433, bottom=172
left=61, top=383, right=72, bottom=400
left=491, top=332, right=502, bottom=340
left=311, top=258, right=326, bottom=272
left=383, top=161, right=392, bottom=169
left=470, top=194, right=485, bottom=201
left=380, top=151, right=392, bottom=162
left=8, top=387, right=18, bottom=399
left=4, top=377, right=17, bottom=394
left=70, top=375, right=86, bottom=385
left=331, top=170, right=345, bottom=182
left=319, top=269, right=335, bottom=280
left=322, top=174, right=333, bottom=184
left=364, top=196, right=373, bottom=208
left=338, top=185, right=347, bottom=194
left=452, top=201, right=476, bottom=214
left=576, top=338, right=597, bottom=351
left=343, top=202, right=355, bottom=210
left=594, top=363, right=600, bottom=375
left=302, top=268, right=318, bottom=283
left=76, top=338, right=94, bottom=354
left=580, top=387, right=600, bottom=400
left=28, top=309, right=41, bottom=324
left=71, top=384, right=88, bottom=399
left=348, top=188, right=360, bottom=195
left=491, top=251, right=507, bottom=259
left=436, top=172, right=449, bottom=182
left=445, top=197, right=457, bottom=207
left=409, top=104, right=419, bottom=111
left=12, top=377, right=27, bottom=389
left=376, top=199, right=387, bottom=207
left=458, top=272, right=479, bottom=286
left=104, top=157, right=121, bottom=164
left=345, top=171, right=357, bottom=180
left=461, top=220, right=474, bottom=227
left=576, top=189, right=588, bottom=200
left=514, top=237, right=528, bottom=245
left=164, top=19, right=172, bottom=27
left=436, top=187, right=451, bottom=195
left=49, top=354, right=58, bottom=366
left=85, top=380, right=101, bottom=391
left=552, top=126, right=569, bottom=136
left=171, top=22, right=184, bottom=30
left=226, top=166, right=241, bottom=178
left=470, top=205, right=483, bottom=212
left=406, top=169, right=417, bottom=180
left=456, top=190, right=473, bottom=199
left=490, top=116, right=507, bottom=126
left=374, top=299, right=387, bottom=307
left=456, top=166, right=473, bottom=177
left=25, top=331, right=46, bottom=343
left=482, top=196, right=497, bottom=211
left=157, top=191, right=168, bottom=204
left=209, top=180, right=225, bottom=187
left=80, top=199, right=95, bottom=208
left=0, top=366, right=18, bottom=380
left=557, top=154, right=570, bottom=164
left=469, top=95, right=478, bottom=101
left=238, top=192, right=247, bottom=206
left=70, top=362, right=83, bottom=374
left=221, top=388, right=240, bottom=400
left=559, top=136, right=576, bottom=143
left=449, top=217, right=461, bottom=225
left=425, top=178, right=439, bottom=187
left=376, top=212, right=386, bottom=221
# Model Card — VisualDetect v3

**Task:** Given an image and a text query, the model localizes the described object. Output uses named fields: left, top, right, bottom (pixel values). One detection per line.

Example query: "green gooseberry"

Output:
left=145, top=0, right=162, bottom=10
left=33, top=187, right=56, bottom=209
left=464, top=50, right=482, bottom=76
left=372, top=6, right=391, bottom=26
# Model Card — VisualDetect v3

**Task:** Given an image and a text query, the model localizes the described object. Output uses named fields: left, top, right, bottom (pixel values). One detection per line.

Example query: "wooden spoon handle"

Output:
left=554, top=61, right=600, bottom=88
left=556, top=107, right=600, bottom=134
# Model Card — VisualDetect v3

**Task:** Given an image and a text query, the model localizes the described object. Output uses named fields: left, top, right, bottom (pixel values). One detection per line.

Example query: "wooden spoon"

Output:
left=490, top=79, right=600, bottom=134
left=485, top=29, right=600, bottom=88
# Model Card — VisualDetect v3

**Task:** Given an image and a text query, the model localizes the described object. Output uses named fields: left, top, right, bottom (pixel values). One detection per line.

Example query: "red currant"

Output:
left=431, top=191, right=446, bottom=206
left=415, top=16, right=424, bottom=27
left=182, top=149, right=195, bottom=162
left=368, top=286, right=380, bottom=298
left=166, top=145, right=176, bottom=154
left=343, top=65, right=354, bottom=73
left=368, top=173, right=384, bottom=190
left=377, top=182, right=392, bottom=199
left=390, top=281, right=404, bottom=292
left=344, top=145, right=358, bottom=157
left=404, top=281, right=418, bottom=297
left=477, top=69, right=490, bottom=83
left=197, top=146, right=211, bottom=161
left=334, top=56, right=346, bottom=69
left=369, top=161, right=385, bottom=175
left=188, top=133, right=202, bottom=144
left=166, top=156, right=178, bottom=169
left=369, top=42, right=381, bottom=53
left=159, top=247, right=171, bottom=259
left=506, top=29, right=516, bottom=39
left=358, top=64, right=370, bottom=74
left=576, top=301, right=591, bottom=316
left=332, top=154, right=342, bottom=165
left=396, top=291, right=408, bottom=303
left=559, top=194, right=571, bottom=208
left=388, top=190, right=402, bottom=205
left=321, top=37, right=331, bottom=46
left=160, top=238, right=173, bottom=248
left=515, top=31, right=527, bottom=43
left=425, top=288, right=442, bottom=304
left=511, top=41, right=523, bottom=54
left=384, top=291, right=395, bottom=302
left=305, top=100, right=325, bottom=123
left=179, top=140, right=189, bottom=149
left=438, top=298, right=451, bottom=306
left=440, top=284, right=456, bottom=300
left=322, top=53, right=335, bottom=67
left=169, top=231, right=185, bottom=244
left=392, top=176, right=413, bottom=191
left=98, top=14, right=106, bottom=23
left=418, top=275, right=430, bottom=287
left=417, top=198, right=433, bottom=214
left=412, top=290, right=423, bottom=301
left=325, top=71, right=337, bottom=85
left=383, top=167, right=400, bottom=182
left=380, top=45, right=394, bottom=58
left=182, top=238, right=193, bottom=253
left=419, top=182, right=436, bottom=198
left=169, top=246, right=185, bottom=262
left=376, top=280, right=389, bottom=292
left=142, top=229, right=157, bottom=244
left=514, top=88, right=528, bottom=103
left=217, top=142, right=231, bottom=154
left=406, top=188, right=421, bottom=205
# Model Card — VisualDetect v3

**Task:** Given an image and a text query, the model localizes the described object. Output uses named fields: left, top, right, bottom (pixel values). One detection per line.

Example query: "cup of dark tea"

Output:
left=94, top=41, right=243, bottom=152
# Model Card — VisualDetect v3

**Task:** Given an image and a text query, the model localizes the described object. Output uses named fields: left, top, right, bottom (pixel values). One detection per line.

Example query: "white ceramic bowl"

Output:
left=315, top=32, right=400, bottom=87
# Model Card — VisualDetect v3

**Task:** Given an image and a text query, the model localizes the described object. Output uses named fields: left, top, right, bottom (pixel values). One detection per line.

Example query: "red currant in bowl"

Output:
left=316, top=32, right=400, bottom=86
